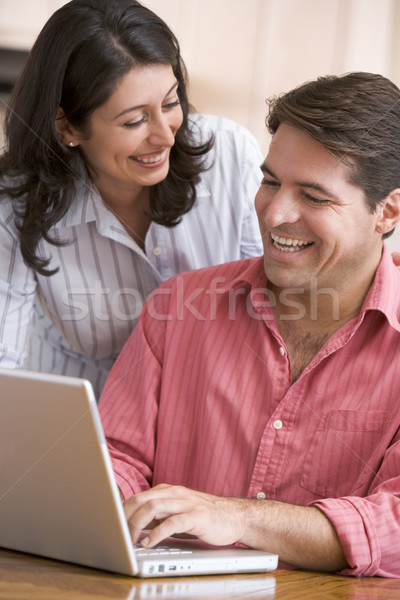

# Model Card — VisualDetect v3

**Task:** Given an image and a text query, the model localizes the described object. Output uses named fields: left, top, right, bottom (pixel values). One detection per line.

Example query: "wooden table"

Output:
left=1, top=548, right=400, bottom=599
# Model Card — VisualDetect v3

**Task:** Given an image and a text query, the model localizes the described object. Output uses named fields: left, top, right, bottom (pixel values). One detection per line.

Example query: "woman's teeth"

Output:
left=132, top=150, right=167, bottom=164
left=271, top=233, right=313, bottom=252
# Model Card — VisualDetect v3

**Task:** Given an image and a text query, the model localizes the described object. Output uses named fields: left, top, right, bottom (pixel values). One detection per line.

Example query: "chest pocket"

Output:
left=301, top=410, right=393, bottom=498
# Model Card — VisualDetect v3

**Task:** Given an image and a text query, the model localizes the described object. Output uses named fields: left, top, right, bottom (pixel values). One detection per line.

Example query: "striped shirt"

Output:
left=0, top=114, right=263, bottom=398
left=99, top=245, right=400, bottom=577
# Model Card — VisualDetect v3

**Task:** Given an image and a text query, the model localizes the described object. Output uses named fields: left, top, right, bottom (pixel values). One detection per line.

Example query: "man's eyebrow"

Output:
left=260, top=162, right=338, bottom=199
left=113, top=81, right=179, bottom=119
left=260, top=163, right=277, bottom=178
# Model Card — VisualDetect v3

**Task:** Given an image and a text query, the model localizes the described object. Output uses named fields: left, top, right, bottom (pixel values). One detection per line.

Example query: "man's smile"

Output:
left=271, top=232, right=314, bottom=253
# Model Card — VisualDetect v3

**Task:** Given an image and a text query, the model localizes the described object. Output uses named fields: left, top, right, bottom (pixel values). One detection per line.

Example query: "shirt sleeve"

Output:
left=98, top=287, right=168, bottom=500
left=0, top=207, right=37, bottom=367
left=235, top=126, right=264, bottom=260
left=311, top=435, right=400, bottom=577
left=189, top=113, right=263, bottom=263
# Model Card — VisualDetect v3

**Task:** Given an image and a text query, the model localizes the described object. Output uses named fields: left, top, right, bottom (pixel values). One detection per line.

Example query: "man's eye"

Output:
left=261, top=178, right=280, bottom=188
left=304, top=194, right=330, bottom=205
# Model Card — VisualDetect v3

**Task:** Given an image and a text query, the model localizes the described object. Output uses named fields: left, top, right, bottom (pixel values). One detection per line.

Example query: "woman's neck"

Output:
left=96, top=180, right=152, bottom=250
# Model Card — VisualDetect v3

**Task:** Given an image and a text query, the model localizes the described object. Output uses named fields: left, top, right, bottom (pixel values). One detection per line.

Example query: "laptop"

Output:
left=0, top=367, right=278, bottom=577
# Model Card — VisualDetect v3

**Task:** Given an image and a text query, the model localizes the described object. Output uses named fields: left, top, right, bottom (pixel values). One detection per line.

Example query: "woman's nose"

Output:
left=148, top=114, right=176, bottom=146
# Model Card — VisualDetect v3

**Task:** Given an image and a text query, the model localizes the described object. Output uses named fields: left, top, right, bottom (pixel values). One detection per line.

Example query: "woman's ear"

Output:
left=55, top=107, right=79, bottom=148
left=375, top=189, right=400, bottom=236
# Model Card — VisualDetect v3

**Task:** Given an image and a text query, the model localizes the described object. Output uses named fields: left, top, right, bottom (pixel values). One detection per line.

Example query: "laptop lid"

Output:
left=0, top=367, right=138, bottom=575
left=0, top=368, right=278, bottom=577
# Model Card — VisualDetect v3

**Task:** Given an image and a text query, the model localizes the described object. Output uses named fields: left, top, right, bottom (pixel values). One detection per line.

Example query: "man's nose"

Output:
left=261, top=189, right=301, bottom=229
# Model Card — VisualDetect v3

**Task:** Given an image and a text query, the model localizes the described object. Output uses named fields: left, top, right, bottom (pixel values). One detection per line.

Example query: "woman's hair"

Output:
left=266, top=72, right=400, bottom=238
left=0, top=0, right=213, bottom=274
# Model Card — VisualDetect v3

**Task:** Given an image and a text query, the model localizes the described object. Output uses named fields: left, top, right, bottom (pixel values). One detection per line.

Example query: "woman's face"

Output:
left=74, top=64, right=184, bottom=195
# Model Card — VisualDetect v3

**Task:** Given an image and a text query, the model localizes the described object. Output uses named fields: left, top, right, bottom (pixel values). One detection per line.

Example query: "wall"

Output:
left=1, top=0, right=400, bottom=250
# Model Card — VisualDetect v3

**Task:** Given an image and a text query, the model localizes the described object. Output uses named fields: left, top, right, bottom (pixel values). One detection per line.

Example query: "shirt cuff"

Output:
left=114, top=470, right=149, bottom=500
left=311, top=497, right=376, bottom=577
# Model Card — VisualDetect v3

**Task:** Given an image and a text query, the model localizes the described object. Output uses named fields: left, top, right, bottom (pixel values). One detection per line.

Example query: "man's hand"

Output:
left=123, top=483, right=247, bottom=548
left=123, top=483, right=348, bottom=572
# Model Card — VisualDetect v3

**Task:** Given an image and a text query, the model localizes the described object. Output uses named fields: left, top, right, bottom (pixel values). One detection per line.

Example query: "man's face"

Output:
left=255, top=123, right=384, bottom=297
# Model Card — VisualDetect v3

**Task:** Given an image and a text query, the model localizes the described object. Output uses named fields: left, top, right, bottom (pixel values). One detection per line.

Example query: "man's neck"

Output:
left=269, top=263, right=378, bottom=334
left=268, top=265, right=379, bottom=383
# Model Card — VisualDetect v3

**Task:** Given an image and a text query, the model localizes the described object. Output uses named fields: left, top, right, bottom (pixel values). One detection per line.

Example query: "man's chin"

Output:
left=264, top=262, right=309, bottom=292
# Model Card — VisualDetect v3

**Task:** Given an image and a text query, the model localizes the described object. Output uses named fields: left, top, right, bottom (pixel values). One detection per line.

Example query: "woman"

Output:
left=0, top=0, right=263, bottom=398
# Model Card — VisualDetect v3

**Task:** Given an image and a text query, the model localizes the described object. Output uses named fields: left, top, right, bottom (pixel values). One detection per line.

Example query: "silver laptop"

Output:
left=0, top=367, right=278, bottom=577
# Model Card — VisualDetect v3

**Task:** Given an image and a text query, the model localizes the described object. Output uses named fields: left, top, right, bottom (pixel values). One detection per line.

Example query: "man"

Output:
left=99, top=72, right=400, bottom=577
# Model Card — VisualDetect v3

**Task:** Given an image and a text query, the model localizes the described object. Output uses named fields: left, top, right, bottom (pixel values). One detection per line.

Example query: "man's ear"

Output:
left=55, top=107, right=79, bottom=148
left=375, top=189, right=400, bottom=235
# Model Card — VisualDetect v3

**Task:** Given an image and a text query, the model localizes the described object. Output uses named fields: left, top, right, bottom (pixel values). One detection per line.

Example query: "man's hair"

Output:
left=266, top=72, right=400, bottom=237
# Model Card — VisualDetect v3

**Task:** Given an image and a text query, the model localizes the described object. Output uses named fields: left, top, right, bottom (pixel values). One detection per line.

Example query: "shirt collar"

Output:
left=229, top=256, right=273, bottom=314
left=53, top=171, right=100, bottom=229
left=53, top=175, right=211, bottom=231
left=360, top=243, right=400, bottom=332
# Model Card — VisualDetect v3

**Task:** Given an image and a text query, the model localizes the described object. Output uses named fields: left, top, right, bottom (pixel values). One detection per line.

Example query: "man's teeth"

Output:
left=133, top=150, right=167, bottom=164
left=271, top=233, right=313, bottom=252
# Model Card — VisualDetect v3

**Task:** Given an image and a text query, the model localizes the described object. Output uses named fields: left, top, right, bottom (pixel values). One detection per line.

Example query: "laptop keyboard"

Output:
left=134, top=544, right=193, bottom=556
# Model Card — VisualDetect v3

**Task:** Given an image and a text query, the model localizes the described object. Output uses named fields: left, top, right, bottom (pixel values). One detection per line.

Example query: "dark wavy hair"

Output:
left=266, top=72, right=400, bottom=239
left=0, top=0, right=213, bottom=274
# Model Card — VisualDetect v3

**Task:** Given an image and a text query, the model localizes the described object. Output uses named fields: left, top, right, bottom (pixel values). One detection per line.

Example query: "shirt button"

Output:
left=153, top=246, right=162, bottom=256
left=256, top=492, right=266, bottom=500
left=273, top=419, right=283, bottom=430
left=279, top=346, right=285, bottom=356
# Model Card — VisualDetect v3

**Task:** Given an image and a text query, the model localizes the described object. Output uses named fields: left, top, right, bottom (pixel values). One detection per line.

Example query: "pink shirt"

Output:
left=99, top=245, right=400, bottom=578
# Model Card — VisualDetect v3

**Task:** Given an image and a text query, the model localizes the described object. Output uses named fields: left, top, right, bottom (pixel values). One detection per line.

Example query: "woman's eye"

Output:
left=123, top=100, right=180, bottom=128
left=163, top=99, right=180, bottom=110
left=124, top=118, right=145, bottom=129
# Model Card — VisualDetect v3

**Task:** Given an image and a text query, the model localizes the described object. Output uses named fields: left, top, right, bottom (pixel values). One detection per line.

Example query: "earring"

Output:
left=69, top=142, right=74, bottom=147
